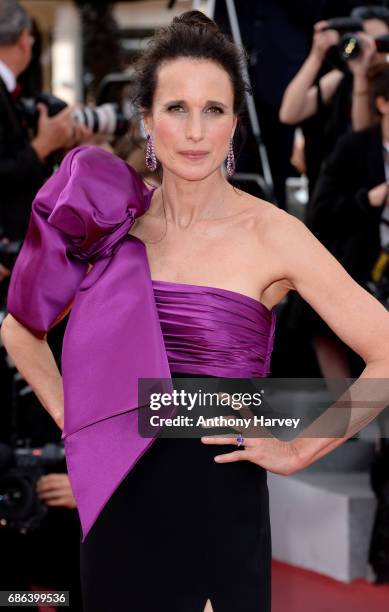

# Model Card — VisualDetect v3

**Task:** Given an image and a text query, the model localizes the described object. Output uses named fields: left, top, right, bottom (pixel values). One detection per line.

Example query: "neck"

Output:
left=156, top=168, right=232, bottom=229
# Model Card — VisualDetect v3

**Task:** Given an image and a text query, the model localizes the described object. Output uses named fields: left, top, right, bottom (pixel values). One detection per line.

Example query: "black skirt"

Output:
left=79, top=375, right=271, bottom=612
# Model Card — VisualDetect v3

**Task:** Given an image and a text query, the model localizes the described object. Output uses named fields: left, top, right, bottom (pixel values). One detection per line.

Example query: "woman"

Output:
left=1, top=11, right=389, bottom=612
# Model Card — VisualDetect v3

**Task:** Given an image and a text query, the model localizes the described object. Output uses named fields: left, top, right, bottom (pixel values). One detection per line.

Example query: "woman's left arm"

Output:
left=201, top=212, right=389, bottom=474
left=279, top=213, right=389, bottom=470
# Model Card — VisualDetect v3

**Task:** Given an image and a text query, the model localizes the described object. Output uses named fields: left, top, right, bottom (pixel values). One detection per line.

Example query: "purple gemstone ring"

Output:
left=236, top=434, right=245, bottom=447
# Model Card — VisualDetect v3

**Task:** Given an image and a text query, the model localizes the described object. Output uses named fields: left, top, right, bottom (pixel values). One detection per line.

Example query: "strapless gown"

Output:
left=80, top=280, right=277, bottom=612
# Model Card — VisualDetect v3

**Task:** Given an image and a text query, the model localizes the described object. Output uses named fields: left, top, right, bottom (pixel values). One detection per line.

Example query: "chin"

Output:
left=168, top=161, right=220, bottom=182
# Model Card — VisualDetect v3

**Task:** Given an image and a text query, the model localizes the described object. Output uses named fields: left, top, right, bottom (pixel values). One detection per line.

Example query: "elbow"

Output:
left=1, top=313, right=14, bottom=347
left=0, top=314, right=21, bottom=354
left=1, top=313, right=45, bottom=350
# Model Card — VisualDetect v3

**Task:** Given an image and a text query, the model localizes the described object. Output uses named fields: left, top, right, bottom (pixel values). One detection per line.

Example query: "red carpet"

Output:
left=272, top=561, right=389, bottom=612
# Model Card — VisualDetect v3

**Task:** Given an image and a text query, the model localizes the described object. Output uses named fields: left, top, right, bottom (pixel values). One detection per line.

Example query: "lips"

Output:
left=179, top=151, right=208, bottom=160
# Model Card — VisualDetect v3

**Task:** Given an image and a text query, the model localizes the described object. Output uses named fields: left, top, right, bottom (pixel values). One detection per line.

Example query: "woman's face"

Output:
left=143, top=58, right=237, bottom=181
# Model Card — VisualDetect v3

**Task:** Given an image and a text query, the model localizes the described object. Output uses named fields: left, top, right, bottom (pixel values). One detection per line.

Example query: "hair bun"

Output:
left=172, top=10, right=221, bottom=35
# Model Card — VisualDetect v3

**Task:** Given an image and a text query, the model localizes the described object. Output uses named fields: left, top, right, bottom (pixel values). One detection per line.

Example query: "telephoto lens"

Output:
left=339, top=32, right=363, bottom=60
left=339, top=32, right=389, bottom=62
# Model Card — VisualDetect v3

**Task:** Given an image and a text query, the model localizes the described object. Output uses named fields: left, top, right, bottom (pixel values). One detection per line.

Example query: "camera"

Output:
left=0, top=442, right=65, bottom=534
left=339, top=33, right=389, bottom=61
left=322, top=17, right=364, bottom=35
left=321, top=6, right=389, bottom=63
left=17, top=92, right=130, bottom=138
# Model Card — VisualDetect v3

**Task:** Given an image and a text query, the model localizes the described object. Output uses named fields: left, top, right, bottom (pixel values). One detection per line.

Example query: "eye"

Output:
left=206, top=106, right=224, bottom=114
left=167, top=104, right=185, bottom=112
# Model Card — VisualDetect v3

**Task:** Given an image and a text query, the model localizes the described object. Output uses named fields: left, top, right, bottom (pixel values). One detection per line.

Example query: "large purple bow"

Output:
left=7, top=145, right=174, bottom=541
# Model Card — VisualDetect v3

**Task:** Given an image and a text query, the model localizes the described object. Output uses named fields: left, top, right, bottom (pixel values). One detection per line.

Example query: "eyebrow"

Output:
left=164, top=99, right=228, bottom=109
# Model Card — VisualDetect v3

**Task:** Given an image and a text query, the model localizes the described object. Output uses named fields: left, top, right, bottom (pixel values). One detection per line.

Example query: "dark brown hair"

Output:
left=132, top=10, right=251, bottom=116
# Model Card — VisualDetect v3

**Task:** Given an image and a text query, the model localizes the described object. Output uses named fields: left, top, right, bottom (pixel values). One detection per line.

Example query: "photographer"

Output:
left=0, top=0, right=92, bottom=250
left=308, top=63, right=389, bottom=291
left=279, top=6, right=389, bottom=194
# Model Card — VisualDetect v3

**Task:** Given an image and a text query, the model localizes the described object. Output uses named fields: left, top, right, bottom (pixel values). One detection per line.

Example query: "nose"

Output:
left=185, top=110, right=204, bottom=142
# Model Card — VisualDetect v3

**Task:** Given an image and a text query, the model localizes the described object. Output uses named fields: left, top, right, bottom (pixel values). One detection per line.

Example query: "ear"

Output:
left=141, top=110, right=153, bottom=136
left=18, top=29, right=30, bottom=51
left=231, top=115, right=238, bottom=139
left=375, top=95, right=389, bottom=115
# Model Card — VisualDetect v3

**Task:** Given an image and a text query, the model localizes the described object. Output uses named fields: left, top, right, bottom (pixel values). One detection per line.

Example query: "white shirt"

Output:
left=0, top=59, right=16, bottom=92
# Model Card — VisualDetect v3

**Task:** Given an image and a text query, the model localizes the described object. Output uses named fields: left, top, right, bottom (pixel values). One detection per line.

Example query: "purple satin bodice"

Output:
left=152, top=279, right=276, bottom=378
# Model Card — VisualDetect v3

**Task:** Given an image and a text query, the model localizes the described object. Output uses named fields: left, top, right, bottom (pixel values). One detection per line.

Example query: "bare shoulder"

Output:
left=229, top=190, right=301, bottom=302
left=256, top=199, right=306, bottom=252
left=234, top=189, right=298, bottom=273
left=232, top=188, right=290, bottom=223
left=251, top=199, right=315, bottom=285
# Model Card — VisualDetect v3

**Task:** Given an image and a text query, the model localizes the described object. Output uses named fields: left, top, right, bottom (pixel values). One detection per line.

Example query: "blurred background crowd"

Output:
left=0, top=1, right=389, bottom=610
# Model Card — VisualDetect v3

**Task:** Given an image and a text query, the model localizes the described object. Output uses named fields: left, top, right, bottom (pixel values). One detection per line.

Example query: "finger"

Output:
left=314, top=20, right=329, bottom=31
left=201, top=436, right=244, bottom=445
left=38, top=489, right=61, bottom=500
left=59, top=105, right=76, bottom=117
left=44, top=497, right=67, bottom=506
left=37, top=102, right=47, bottom=114
left=359, top=31, right=373, bottom=43
left=214, top=450, right=249, bottom=463
left=37, top=484, right=59, bottom=495
left=38, top=474, right=62, bottom=483
left=37, top=476, right=63, bottom=491
left=38, top=484, right=69, bottom=498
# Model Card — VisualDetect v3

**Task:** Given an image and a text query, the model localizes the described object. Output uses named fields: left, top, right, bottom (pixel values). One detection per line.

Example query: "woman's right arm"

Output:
left=1, top=314, right=64, bottom=431
left=279, top=21, right=341, bottom=125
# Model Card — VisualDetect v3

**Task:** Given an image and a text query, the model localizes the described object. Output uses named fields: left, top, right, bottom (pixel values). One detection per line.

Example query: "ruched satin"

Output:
left=152, top=279, right=277, bottom=378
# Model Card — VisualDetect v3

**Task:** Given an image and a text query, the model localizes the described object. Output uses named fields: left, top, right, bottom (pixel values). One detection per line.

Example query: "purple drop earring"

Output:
left=226, top=137, right=235, bottom=177
left=146, top=134, right=158, bottom=172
